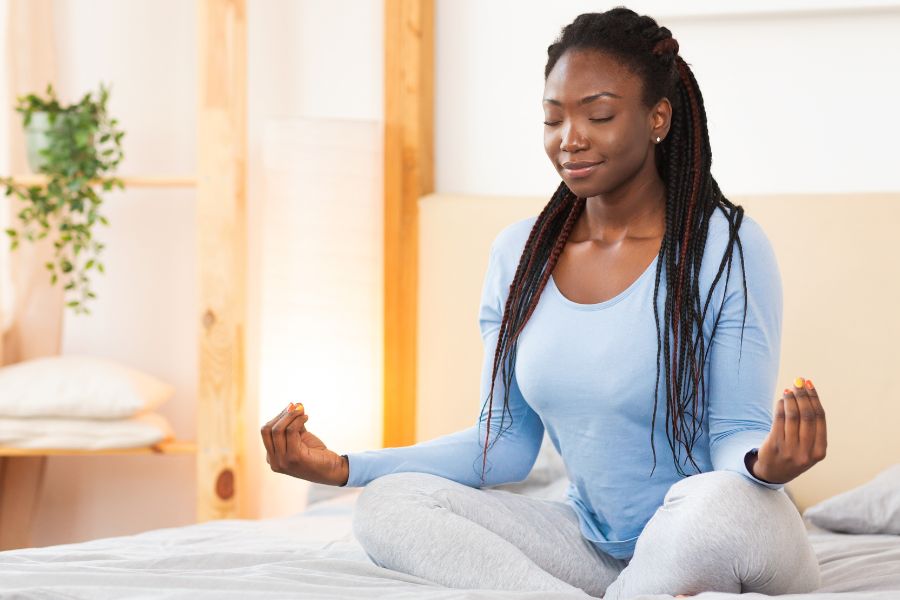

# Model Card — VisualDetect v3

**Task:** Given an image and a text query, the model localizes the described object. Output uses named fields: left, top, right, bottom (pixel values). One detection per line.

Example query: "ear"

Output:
left=649, top=97, right=672, bottom=143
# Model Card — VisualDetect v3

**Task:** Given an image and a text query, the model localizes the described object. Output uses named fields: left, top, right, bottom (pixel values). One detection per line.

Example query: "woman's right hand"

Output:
left=260, top=403, right=349, bottom=486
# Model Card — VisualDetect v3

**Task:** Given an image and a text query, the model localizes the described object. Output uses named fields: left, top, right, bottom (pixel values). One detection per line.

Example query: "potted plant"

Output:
left=1, top=82, right=125, bottom=315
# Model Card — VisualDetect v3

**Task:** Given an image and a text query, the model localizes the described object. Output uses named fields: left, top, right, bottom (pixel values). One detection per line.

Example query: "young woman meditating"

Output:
left=261, top=8, right=827, bottom=598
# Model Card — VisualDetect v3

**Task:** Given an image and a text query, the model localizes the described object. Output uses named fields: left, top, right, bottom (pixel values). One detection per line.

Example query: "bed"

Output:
left=2, top=190, right=898, bottom=598
left=1, top=471, right=899, bottom=600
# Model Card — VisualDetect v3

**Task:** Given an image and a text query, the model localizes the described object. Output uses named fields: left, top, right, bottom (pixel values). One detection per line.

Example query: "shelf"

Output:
left=3, top=175, right=197, bottom=188
left=0, top=439, right=197, bottom=457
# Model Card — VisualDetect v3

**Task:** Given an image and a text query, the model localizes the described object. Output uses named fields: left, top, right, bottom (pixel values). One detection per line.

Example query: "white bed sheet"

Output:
left=1, top=488, right=899, bottom=600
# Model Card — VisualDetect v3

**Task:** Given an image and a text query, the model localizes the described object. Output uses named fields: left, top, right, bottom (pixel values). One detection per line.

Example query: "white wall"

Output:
left=434, top=1, right=900, bottom=197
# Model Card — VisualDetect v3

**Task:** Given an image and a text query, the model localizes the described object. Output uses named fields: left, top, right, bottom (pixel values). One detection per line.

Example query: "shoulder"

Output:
left=489, top=214, right=539, bottom=267
left=703, top=205, right=777, bottom=271
left=700, top=205, right=782, bottom=306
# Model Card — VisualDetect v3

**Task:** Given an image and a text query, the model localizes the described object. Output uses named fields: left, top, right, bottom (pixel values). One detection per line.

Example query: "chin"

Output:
left=561, top=177, right=603, bottom=199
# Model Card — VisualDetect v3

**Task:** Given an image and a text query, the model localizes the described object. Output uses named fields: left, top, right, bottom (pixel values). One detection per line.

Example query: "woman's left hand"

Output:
left=749, top=377, right=827, bottom=484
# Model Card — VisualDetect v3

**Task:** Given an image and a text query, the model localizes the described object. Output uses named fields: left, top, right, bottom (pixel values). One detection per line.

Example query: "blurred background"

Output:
left=0, top=0, right=897, bottom=548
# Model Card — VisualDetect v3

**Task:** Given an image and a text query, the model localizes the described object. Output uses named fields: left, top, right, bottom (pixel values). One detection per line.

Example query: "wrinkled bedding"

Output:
left=1, top=487, right=899, bottom=599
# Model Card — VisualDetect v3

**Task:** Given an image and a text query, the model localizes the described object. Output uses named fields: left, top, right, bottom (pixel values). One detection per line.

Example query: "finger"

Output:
left=782, top=387, right=800, bottom=450
left=805, top=379, right=827, bottom=460
left=273, top=408, right=308, bottom=461
left=771, top=396, right=786, bottom=449
left=260, top=405, right=291, bottom=466
left=284, top=414, right=311, bottom=461
left=793, top=378, right=817, bottom=461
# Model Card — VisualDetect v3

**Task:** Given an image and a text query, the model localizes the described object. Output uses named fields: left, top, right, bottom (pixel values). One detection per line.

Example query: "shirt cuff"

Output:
left=739, top=447, right=784, bottom=490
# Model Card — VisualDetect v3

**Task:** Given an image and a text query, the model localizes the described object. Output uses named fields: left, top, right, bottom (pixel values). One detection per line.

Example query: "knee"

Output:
left=665, top=470, right=790, bottom=521
left=352, top=472, right=450, bottom=550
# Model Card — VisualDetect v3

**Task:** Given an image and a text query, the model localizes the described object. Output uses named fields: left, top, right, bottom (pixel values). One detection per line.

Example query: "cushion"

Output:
left=0, top=355, right=174, bottom=420
left=0, top=411, right=174, bottom=449
left=803, top=464, right=900, bottom=534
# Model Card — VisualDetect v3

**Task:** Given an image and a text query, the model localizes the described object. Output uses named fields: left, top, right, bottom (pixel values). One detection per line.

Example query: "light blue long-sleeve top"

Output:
left=345, top=206, right=785, bottom=561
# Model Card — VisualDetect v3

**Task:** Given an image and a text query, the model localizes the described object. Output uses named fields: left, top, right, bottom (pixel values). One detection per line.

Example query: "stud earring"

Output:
left=655, top=136, right=661, bottom=143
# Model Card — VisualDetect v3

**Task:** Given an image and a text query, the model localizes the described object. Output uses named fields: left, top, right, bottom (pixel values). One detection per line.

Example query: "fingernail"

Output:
left=293, top=402, right=304, bottom=412
left=287, top=402, right=295, bottom=411
left=784, top=388, right=791, bottom=395
left=805, top=379, right=814, bottom=389
left=794, top=377, right=805, bottom=388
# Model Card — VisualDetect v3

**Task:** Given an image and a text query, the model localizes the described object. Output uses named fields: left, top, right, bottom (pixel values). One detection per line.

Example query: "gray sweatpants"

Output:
left=352, top=470, right=821, bottom=598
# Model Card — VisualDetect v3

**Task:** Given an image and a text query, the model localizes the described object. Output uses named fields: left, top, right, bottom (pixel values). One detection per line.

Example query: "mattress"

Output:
left=1, top=488, right=899, bottom=599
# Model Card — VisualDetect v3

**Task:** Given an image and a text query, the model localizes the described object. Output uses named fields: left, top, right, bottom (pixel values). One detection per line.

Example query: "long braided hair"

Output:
left=477, top=7, right=748, bottom=483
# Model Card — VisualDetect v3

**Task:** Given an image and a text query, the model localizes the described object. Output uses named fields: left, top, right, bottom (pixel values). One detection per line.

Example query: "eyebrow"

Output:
left=542, top=91, right=621, bottom=106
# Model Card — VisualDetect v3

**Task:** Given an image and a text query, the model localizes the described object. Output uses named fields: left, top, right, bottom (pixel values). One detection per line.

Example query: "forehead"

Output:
left=543, top=49, right=640, bottom=103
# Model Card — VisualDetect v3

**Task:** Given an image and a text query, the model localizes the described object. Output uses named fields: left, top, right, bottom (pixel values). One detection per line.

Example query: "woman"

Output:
left=260, top=8, right=827, bottom=598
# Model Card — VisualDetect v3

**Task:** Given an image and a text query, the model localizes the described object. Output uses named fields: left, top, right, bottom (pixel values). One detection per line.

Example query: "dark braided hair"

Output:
left=477, top=7, right=748, bottom=483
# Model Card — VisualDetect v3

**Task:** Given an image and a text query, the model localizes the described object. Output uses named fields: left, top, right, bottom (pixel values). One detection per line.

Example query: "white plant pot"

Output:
left=24, top=111, right=52, bottom=173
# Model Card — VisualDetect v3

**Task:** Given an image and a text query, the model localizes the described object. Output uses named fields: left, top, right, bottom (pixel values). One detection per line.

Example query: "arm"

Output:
left=706, top=216, right=785, bottom=491
left=343, top=240, right=545, bottom=488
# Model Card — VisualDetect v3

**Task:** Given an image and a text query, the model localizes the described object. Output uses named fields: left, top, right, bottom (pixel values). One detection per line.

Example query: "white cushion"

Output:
left=804, top=464, right=900, bottom=535
left=0, top=411, right=174, bottom=449
left=0, top=355, right=174, bottom=419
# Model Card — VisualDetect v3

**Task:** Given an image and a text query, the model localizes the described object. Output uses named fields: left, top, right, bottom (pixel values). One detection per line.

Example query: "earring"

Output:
left=655, top=136, right=661, bottom=143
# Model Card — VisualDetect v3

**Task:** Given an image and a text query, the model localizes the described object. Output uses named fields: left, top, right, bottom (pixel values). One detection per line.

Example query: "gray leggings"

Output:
left=352, top=470, right=821, bottom=598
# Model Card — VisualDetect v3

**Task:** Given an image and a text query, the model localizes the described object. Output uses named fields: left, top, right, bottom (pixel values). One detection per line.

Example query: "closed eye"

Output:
left=543, top=117, right=613, bottom=126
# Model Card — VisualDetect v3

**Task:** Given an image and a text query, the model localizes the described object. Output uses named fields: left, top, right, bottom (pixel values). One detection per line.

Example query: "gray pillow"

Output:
left=803, top=464, right=900, bottom=534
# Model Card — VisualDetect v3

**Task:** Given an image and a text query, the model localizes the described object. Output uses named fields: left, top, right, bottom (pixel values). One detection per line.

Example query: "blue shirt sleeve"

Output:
left=343, top=237, right=545, bottom=488
left=705, top=213, right=785, bottom=491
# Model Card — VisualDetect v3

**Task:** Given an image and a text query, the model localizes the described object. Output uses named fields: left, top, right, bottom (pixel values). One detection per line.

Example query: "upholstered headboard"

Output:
left=416, top=192, right=900, bottom=512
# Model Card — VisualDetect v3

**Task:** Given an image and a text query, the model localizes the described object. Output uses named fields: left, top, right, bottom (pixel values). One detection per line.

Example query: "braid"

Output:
left=479, top=8, right=749, bottom=484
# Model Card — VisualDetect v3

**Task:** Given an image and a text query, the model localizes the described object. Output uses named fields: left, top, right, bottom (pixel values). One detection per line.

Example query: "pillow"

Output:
left=803, top=464, right=900, bottom=534
left=0, top=411, right=174, bottom=449
left=0, top=355, right=174, bottom=420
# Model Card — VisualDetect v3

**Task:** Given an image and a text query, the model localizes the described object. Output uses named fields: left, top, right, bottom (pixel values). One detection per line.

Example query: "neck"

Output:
left=574, top=169, right=666, bottom=244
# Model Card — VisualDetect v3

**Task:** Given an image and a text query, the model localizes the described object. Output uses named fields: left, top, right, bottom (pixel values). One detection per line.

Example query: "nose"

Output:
left=560, top=122, right=588, bottom=152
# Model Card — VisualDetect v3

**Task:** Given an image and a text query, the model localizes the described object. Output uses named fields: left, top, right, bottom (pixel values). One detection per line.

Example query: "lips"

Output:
left=562, top=161, right=601, bottom=169
left=561, top=160, right=604, bottom=179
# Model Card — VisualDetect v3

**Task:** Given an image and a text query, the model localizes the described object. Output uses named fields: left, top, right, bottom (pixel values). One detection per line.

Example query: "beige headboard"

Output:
left=417, top=192, right=900, bottom=512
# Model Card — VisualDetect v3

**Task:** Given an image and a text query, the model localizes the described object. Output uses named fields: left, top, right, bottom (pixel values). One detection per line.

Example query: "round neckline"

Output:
left=548, top=255, right=659, bottom=311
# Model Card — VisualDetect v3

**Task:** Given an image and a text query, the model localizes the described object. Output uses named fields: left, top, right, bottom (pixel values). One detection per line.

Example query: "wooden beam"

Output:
left=0, top=440, right=197, bottom=457
left=4, top=175, right=197, bottom=188
left=197, top=0, right=246, bottom=520
left=383, top=0, right=434, bottom=448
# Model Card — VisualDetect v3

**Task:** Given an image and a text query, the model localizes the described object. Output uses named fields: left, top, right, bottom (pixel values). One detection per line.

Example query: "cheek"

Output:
left=543, top=130, right=558, bottom=161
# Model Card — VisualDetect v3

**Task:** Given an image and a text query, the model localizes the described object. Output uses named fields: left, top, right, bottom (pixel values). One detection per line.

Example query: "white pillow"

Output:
left=0, top=411, right=174, bottom=449
left=0, top=355, right=174, bottom=420
left=803, top=464, right=900, bottom=535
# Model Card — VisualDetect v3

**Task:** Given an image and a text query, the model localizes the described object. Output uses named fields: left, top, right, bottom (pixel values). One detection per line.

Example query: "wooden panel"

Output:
left=0, top=456, right=46, bottom=550
left=383, top=0, right=434, bottom=448
left=197, top=0, right=246, bottom=520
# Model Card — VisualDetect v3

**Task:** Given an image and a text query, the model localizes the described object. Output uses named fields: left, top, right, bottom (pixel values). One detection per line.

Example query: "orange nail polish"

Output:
left=287, top=402, right=295, bottom=411
left=805, top=379, right=814, bottom=389
left=783, top=388, right=791, bottom=395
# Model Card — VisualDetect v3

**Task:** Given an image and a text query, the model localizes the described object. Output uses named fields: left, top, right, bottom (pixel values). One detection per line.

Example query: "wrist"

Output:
left=745, top=449, right=776, bottom=484
left=338, top=454, right=349, bottom=487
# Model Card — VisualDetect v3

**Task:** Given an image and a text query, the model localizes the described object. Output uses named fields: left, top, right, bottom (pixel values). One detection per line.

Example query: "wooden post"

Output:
left=196, top=0, right=246, bottom=520
left=383, top=0, right=434, bottom=448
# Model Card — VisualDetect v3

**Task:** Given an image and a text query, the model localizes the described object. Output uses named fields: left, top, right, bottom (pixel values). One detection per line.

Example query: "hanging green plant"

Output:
left=0, top=82, right=125, bottom=315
